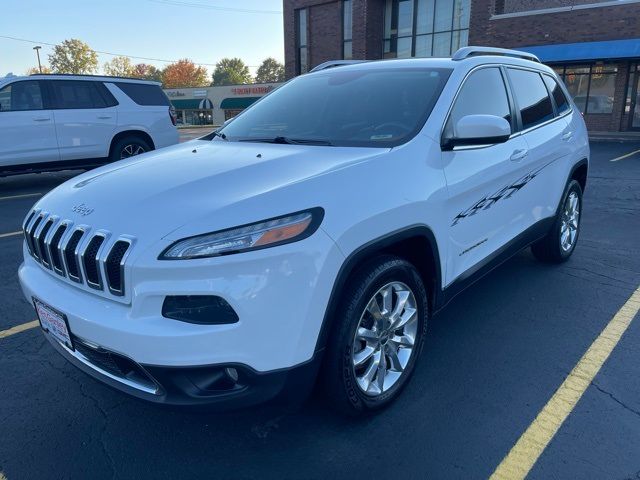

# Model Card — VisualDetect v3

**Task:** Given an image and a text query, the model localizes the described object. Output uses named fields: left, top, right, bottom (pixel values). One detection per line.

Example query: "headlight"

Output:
left=159, top=208, right=324, bottom=260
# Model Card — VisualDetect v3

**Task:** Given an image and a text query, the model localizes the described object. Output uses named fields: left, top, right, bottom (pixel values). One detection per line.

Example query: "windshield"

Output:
left=217, top=67, right=452, bottom=148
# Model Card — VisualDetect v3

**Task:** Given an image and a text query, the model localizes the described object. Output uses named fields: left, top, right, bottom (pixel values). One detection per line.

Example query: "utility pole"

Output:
left=33, top=46, right=42, bottom=73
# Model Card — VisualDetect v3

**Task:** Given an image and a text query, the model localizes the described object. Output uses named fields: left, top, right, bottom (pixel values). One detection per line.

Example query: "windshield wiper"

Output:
left=238, top=136, right=333, bottom=146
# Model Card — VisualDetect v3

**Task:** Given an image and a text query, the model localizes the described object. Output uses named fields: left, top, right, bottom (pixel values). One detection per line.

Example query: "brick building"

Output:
left=283, top=0, right=640, bottom=133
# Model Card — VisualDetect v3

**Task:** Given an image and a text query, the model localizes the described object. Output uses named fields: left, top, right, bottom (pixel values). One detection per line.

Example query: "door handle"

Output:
left=562, top=131, right=573, bottom=141
left=33, top=116, right=50, bottom=122
left=510, top=149, right=528, bottom=161
left=97, top=115, right=113, bottom=119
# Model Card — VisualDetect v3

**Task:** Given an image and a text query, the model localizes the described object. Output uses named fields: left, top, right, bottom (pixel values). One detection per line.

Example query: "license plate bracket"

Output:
left=33, top=297, right=74, bottom=351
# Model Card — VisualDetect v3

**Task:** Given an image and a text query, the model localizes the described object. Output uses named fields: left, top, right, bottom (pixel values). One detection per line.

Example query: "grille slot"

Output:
left=37, top=219, right=54, bottom=269
left=49, top=224, right=68, bottom=275
left=28, top=216, right=43, bottom=261
left=105, top=240, right=130, bottom=295
left=23, top=211, right=37, bottom=255
left=64, top=230, right=85, bottom=282
left=83, top=235, right=105, bottom=289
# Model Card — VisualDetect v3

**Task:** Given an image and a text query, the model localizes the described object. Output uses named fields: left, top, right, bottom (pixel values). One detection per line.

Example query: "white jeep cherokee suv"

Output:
left=0, top=74, right=178, bottom=176
left=19, top=48, right=588, bottom=414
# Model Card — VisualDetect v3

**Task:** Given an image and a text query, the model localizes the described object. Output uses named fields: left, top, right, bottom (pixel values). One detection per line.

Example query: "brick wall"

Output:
left=501, top=0, right=606, bottom=14
left=470, top=0, right=640, bottom=47
left=284, top=0, right=343, bottom=79
left=284, top=0, right=386, bottom=78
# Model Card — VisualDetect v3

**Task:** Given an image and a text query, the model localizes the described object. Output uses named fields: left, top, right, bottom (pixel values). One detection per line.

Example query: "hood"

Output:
left=34, top=140, right=386, bottom=247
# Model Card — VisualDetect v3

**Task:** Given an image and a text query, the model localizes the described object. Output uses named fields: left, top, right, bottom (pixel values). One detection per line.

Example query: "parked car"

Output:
left=19, top=47, right=588, bottom=414
left=0, top=74, right=178, bottom=176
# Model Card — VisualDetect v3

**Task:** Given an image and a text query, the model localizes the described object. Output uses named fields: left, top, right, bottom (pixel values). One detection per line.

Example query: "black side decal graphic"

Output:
left=451, top=162, right=552, bottom=227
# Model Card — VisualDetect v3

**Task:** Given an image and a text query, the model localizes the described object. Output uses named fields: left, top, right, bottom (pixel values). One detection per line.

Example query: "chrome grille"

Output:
left=23, top=210, right=133, bottom=298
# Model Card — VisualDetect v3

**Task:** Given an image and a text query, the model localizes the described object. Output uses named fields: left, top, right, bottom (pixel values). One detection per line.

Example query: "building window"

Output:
left=296, top=8, right=309, bottom=75
left=555, top=63, right=617, bottom=114
left=383, top=0, right=470, bottom=59
left=343, top=0, right=353, bottom=60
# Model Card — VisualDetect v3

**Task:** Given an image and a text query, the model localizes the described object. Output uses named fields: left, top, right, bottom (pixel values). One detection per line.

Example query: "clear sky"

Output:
left=0, top=0, right=284, bottom=78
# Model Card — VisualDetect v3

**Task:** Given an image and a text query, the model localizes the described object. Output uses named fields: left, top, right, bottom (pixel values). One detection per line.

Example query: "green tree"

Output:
left=48, top=39, right=99, bottom=74
left=255, top=57, right=284, bottom=83
left=131, top=63, right=163, bottom=82
left=103, top=56, right=134, bottom=77
left=211, top=58, right=252, bottom=86
left=161, top=59, right=209, bottom=88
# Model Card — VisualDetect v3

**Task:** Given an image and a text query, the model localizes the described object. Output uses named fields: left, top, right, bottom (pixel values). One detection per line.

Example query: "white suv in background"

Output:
left=19, top=48, right=588, bottom=414
left=0, top=74, right=178, bottom=176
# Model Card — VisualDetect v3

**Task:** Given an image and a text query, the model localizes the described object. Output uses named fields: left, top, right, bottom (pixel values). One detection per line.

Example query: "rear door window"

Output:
left=0, top=81, right=44, bottom=111
left=49, top=80, right=110, bottom=109
left=114, top=82, right=170, bottom=106
left=507, top=68, right=554, bottom=130
left=542, top=75, right=570, bottom=115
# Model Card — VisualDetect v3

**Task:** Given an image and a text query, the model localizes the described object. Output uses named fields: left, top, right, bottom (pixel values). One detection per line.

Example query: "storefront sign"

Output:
left=231, top=86, right=275, bottom=95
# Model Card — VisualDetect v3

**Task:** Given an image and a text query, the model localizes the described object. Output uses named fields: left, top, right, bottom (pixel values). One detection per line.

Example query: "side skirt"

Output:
left=0, top=158, right=109, bottom=177
left=434, top=216, right=555, bottom=313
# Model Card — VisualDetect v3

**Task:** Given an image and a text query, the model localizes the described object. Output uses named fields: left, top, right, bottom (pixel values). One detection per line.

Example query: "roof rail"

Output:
left=309, top=60, right=368, bottom=73
left=28, top=73, right=161, bottom=83
left=452, top=46, right=540, bottom=63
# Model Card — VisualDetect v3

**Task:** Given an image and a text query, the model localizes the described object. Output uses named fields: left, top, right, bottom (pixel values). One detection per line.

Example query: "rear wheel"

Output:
left=322, top=256, right=428, bottom=415
left=109, top=136, right=151, bottom=162
left=532, top=180, right=582, bottom=263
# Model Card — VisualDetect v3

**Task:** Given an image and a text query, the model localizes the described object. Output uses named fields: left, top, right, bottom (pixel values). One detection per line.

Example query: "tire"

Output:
left=321, top=255, right=429, bottom=415
left=109, top=136, right=151, bottom=162
left=531, top=179, right=583, bottom=263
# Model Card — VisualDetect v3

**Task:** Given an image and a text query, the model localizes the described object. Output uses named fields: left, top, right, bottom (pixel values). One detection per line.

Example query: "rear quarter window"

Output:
left=114, top=82, right=170, bottom=106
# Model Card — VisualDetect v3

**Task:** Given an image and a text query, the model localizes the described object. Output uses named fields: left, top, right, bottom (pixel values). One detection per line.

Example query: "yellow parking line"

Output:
left=0, top=320, right=39, bottom=339
left=610, top=148, right=640, bottom=162
left=0, top=231, right=22, bottom=239
left=490, top=285, right=640, bottom=480
left=0, top=192, right=42, bottom=201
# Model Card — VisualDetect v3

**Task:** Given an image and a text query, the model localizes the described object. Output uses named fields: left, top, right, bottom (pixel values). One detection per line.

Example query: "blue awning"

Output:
left=518, top=38, right=640, bottom=63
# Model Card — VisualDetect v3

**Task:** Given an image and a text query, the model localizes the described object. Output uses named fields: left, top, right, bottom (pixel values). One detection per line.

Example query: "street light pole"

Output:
left=33, top=46, right=42, bottom=73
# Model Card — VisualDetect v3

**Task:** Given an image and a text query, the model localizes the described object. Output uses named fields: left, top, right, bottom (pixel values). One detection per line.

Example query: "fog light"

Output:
left=225, top=367, right=239, bottom=383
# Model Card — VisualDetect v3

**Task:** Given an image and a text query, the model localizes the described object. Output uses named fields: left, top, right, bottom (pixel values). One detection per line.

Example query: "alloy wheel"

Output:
left=351, top=281, right=418, bottom=396
left=120, top=144, right=146, bottom=159
left=560, top=191, right=580, bottom=252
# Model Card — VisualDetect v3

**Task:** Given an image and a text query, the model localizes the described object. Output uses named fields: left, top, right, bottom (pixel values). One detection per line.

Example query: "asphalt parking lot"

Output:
left=0, top=141, right=639, bottom=480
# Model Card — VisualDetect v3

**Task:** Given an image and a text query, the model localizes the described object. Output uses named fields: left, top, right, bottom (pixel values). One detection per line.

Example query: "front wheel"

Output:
left=532, top=179, right=583, bottom=263
left=322, top=256, right=428, bottom=415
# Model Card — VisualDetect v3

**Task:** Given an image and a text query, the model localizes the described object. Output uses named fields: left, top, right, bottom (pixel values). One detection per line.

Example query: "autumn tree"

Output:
left=25, top=66, right=52, bottom=75
left=103, top=56, right=134, bottom=77
left=161, top=59, right=208, bottom=88
left=211, top=58, right=252, bottom=86
left=255, top=58, right=284, bottom=83
left=131, top=63, right=162, bottom=82
left=48, top=39, right=99, bottom=74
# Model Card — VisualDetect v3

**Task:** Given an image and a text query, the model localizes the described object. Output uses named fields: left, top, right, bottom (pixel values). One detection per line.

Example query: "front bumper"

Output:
left=19, top=227, right=344, bottom=406
left=43, top=331, right=322, bottom=408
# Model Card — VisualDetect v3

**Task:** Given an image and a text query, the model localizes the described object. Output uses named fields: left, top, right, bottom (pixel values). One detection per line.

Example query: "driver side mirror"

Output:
left=442, top=114, right=511, bottom=150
